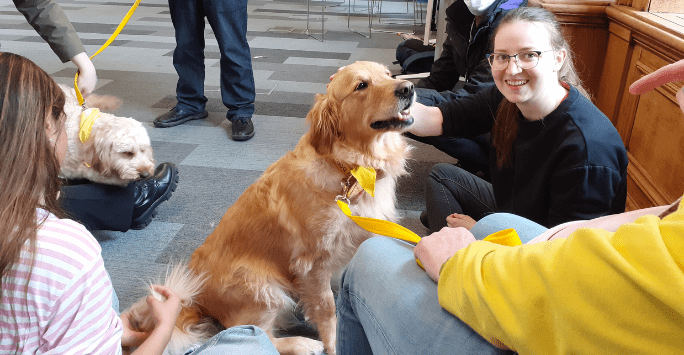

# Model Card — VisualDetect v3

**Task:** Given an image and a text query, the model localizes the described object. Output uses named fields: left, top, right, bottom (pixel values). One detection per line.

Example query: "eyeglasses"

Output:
left=486, top=50, right=554, bottom=70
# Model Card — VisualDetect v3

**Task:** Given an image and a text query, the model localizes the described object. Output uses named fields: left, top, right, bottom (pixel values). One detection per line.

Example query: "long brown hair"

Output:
left=491, top=6, right=590, bottom=168
left=0, top=52, right=65, bottom=290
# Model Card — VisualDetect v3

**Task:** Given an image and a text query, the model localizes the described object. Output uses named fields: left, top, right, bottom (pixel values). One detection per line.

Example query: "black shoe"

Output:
left=131, top=162, right=179, bottom=230
left=154, top=107, right=208, bottom=128
left=231, top=117, right=255, bottom=141
left=420, top=210, right=429, bottom=229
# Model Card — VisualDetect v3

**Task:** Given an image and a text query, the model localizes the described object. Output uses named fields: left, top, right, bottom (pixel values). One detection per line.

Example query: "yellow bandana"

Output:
left=350, top=166, right=376, bottom=197
left=79, top=108, right=101, bottom=142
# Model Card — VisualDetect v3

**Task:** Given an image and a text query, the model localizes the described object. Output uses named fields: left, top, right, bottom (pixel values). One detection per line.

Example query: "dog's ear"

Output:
left=84, top=129, right=115, bottom=177
left=308, top=93, right=341, bottom=156
left=80, top=136, right=106, bottom=175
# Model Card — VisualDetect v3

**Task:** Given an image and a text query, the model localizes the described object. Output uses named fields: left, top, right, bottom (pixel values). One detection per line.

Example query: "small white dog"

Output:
left=59, top=84, right=155, bottom=186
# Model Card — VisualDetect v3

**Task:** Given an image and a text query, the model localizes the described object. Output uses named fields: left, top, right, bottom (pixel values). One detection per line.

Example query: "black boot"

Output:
left=131, top=162, right=179, bottom=229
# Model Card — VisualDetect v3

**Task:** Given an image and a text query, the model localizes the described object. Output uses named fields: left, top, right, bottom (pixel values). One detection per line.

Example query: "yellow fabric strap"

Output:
left=79, top=108, right=101, bottom=142
left=74, top=0, right=142, bottom=106
left=337, top=199, right=522, bottom=270
left=482, top=228, right=522, bottom=246
left=350, top=166, right=376, bottom=197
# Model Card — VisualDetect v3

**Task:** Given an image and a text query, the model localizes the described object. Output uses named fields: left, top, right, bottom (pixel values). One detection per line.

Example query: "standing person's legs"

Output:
left=169, top=0, right=207, bottom=113
left=205, top=0, right=256, bottom=140
left=425, top=163, right=496, bottom=233
left=336, top=237, right=513, bottom=355
left=471, top=213, right=548, bottom=244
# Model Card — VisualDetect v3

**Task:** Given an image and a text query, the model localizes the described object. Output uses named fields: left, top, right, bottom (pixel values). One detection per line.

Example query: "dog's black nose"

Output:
left=395, top=81, right=415, bottom=99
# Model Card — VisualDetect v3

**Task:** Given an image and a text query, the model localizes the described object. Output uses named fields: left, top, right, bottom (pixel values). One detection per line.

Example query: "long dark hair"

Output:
left=491, top=6, right=590, bottom=168
left=0, top=52, right=65, bottom=290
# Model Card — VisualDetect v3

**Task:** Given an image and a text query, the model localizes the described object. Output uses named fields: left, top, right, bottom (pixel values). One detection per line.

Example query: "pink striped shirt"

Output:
left=0, top=210, right=123, bottom=354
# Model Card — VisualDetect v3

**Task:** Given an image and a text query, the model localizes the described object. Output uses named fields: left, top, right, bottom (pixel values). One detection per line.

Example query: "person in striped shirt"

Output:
left=0, top=51, right=182, bottom=354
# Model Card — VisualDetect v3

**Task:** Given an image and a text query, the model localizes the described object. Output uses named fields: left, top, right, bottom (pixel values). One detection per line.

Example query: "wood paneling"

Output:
left=602, top=6, right=684, bottom=209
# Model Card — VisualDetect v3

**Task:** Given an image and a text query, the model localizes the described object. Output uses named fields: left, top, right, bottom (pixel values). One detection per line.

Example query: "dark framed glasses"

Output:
left=486, top=50, right=554, bottom=70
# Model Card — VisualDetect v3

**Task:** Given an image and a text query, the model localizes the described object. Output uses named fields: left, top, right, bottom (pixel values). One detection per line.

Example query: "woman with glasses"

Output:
left=408, top=6, right=627, bottom=233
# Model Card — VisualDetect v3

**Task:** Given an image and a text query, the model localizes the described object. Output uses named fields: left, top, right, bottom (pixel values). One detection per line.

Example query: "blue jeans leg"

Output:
left=187, top=325, right=278, bottom=355
left=471, top=213, right=548, bottom=244
left=204, top=0, right=255, bottom=121
left=425, top=163, right=496, bottom=233
left=168, top=0, right=208, bottom=113
left=336, top=237, right=513, bottom=355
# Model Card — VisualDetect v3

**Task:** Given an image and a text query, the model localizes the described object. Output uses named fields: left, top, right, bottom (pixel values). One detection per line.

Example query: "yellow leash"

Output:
left=337, top=167, right=522, bottom=269
left=74, top=0, right=142, bottom=107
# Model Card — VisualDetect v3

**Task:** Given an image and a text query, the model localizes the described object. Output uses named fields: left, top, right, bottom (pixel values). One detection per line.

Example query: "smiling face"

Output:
left=492, top=21, right=566, bottom=114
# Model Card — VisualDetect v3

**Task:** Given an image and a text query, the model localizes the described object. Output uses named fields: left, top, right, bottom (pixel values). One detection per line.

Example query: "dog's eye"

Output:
left=355, top=82, right=368, bottom=91
left=122, top=151, right=134, bottom=158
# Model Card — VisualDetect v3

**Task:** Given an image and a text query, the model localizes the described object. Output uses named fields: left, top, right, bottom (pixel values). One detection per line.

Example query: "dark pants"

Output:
left=410, top=87, right=490, bottom=180
left=425, top=163, right=496, bottom=233
left=59, top=180, right=135, bottom=232
left=169, top=0, right=255, bottom=121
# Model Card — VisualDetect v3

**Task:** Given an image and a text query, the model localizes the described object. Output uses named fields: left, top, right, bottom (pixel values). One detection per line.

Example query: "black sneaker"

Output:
left=231, top=117, right=255, bottom=141
left=130, top=163, right=179, bottom=229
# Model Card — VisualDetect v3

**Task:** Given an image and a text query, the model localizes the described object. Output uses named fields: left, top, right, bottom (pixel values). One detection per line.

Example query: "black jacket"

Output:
left=416, top=0, right=527, bottom=95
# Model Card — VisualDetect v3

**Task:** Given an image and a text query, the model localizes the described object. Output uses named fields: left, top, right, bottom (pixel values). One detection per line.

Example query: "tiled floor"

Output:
left=1, top=0, right=456, bottom=311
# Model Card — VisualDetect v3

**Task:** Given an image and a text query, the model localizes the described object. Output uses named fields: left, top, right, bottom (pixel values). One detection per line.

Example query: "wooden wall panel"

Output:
left=596, top=23, right=632, bottom=124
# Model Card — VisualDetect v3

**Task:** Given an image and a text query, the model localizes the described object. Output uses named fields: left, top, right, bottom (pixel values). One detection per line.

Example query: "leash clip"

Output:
left=335, top=195, right=351, bottom=205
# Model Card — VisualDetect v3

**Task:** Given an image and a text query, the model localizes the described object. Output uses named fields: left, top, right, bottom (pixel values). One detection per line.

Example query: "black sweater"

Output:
left=438, top=85, right=628, bottom=227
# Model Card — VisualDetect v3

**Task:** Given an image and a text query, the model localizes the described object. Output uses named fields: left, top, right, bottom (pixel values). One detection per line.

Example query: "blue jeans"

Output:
left=407, top=88, right=490, bottom=179
left=336, top=237, right=514, bottom=355
left=471, top=213, right=548, bottom=244
left=425, top=163, right=496, bottom=233
left=169, top=0, right=255, bottom=121
left=185, top=325, right=278, bottom=354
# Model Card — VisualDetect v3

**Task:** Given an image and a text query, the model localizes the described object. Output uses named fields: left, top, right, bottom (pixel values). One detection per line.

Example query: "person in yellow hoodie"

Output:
left=335, top=58, right=684, bottom=354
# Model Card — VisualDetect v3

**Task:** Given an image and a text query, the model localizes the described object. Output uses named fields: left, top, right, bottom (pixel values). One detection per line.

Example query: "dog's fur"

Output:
left=123, top=61, right=415, bottom=355
left=59, top=84, right=155, bottom=185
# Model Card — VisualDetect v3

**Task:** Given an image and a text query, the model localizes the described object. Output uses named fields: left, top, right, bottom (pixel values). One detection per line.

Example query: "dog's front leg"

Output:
left=298, top=272, right=337, bottom=355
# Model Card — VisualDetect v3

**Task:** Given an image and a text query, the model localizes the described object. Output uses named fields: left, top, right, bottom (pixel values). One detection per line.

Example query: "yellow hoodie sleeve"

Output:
left=438, top=207, right=684, bottom=355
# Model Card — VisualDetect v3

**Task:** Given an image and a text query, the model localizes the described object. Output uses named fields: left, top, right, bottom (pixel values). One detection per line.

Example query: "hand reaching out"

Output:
left=414, top=227, right=476, bottom=283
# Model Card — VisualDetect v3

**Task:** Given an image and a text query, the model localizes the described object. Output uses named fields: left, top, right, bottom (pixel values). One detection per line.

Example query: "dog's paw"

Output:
left=272, top=336, right=325, bottom=355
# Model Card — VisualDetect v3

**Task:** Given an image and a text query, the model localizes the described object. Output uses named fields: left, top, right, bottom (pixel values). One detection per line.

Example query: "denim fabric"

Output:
left=425, top=163, right=496, bottom=233
left=471, top=213, right=548, bottom=244
left=408, top=88, right=490, bottom=178
left=168, top=0, right=255, bottom=121
left=185, top=325, right=278, bottom=355
left=336, top=237, right=513, bottom=355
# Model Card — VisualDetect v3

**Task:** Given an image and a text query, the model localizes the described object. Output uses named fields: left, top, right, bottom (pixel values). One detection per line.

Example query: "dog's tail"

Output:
left=84, top=93, right=122, bottom=112
left=126, top=263, right=218, bottom=355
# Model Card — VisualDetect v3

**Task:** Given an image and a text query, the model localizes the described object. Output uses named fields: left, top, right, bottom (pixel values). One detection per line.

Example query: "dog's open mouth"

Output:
left=370, top=102, right=414, bottom=130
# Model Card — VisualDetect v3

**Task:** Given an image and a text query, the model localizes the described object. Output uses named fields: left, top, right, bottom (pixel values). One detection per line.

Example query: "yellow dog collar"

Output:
left=79, top=108, right=101, bottom=142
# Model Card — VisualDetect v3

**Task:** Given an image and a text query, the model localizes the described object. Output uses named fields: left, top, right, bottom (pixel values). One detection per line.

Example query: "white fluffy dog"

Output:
left=59, top=84, right=155, bottom=186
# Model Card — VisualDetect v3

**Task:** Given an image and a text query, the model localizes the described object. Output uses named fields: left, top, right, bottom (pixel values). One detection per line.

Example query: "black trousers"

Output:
left=59, top=179, right=135, bottom=232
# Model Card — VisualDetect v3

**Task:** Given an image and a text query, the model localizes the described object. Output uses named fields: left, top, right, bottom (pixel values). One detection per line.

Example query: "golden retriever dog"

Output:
left=123, top=61, right=415, bottom=355
left=59, top=84, right=155, bottom=185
